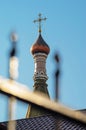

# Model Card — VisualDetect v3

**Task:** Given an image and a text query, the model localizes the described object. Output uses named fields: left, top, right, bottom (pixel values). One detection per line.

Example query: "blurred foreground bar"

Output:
left=0, top=76, right=86, bottom=125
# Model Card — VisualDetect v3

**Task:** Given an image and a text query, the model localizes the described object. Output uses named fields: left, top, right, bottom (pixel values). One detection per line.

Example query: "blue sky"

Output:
left=0, top=0, right=86, bottom=121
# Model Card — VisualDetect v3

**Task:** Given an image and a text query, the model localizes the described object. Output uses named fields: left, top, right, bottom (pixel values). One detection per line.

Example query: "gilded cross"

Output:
left=33, top=13, right=47, bottom=33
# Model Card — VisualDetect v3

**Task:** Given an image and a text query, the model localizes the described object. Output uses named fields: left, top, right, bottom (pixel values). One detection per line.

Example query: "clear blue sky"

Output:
left=0, top=0, right=86, bottom=122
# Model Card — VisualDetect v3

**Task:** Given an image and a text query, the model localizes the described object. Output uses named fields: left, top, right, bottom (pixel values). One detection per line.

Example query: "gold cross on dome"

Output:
left=33, top=13, right=47, bottom=33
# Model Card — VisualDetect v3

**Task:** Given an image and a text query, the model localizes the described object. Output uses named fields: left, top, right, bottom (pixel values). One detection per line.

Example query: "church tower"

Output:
left=26, top=14, right=50, bottom=118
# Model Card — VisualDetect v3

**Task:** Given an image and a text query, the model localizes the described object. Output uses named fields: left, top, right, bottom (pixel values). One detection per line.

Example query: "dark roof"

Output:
left=0, top=124, right=7, bottom=130
left=1, top=113, right=86, bottom=130
left=80, top=109, right=86, bottom=114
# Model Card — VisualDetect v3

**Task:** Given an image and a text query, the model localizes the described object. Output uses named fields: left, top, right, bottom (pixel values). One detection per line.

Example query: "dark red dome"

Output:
left=30, top=34, right=50, bottom=55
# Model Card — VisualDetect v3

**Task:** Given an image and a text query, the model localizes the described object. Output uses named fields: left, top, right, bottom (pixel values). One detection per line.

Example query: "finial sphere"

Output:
left=10, top=32, right=18, bottom=42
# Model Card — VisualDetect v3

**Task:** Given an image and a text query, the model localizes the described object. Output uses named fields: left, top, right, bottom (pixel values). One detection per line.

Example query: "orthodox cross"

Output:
left=33, top=13, right=47, bottom=33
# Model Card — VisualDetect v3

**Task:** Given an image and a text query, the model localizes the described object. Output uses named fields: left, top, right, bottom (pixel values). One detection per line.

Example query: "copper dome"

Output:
left=30, top=34, right=50, bottom=55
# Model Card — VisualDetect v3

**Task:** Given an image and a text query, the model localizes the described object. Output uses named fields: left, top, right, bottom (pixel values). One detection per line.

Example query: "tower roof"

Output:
left=30, top=34, right=50, bottom=55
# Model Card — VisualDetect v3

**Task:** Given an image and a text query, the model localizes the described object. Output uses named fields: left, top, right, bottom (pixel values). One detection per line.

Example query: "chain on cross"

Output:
left=33, top=13, right=47, bottom=33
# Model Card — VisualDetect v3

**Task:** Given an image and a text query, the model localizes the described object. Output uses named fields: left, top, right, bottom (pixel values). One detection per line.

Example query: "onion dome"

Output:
left=30, top=34, right=50, bottom=55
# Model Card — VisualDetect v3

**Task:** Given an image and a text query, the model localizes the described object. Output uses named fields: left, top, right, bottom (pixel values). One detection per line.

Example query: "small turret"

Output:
left=26, top=14, right=50, bottom=118
left=30, top=34, right=50, bottom=82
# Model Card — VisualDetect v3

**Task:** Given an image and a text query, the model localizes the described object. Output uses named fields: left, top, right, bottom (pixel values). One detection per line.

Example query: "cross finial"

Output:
left=33, top=13, right=47, bottom=34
